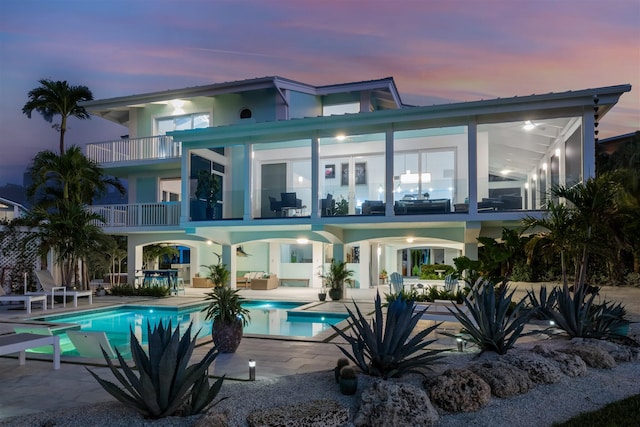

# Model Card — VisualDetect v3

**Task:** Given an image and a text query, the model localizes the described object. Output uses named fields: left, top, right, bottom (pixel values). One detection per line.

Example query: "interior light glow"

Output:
left=400, top=172, right=431, bottom=184
left=524, top=183, right=529, bottom=189
left=298, top=176, right=303, bottom=183
left=532, top=174, right=537, bottom=181
left=542, top=162, right=548, bottom=171
left=555, top=148, right=561, bottom=157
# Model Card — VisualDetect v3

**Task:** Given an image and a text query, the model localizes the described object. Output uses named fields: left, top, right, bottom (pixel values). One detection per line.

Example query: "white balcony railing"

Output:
left=86, top=135, right=181, bottom=164
left=89, top=202, right=181, bottom=228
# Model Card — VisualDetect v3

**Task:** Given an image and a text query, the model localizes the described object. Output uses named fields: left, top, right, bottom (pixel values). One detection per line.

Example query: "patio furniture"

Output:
left=251, top=274, right=279, bottom=290
left=268, top=196, right=283, bottom=217
left=361, top=200, right=385, bottom=215
left=192, top=276, right=213, bottom=288
left=0, top=333, right=60, bottom=369
left=32, top=270, right=93, bottom=308
left=320, top=194, right=335, bottom=216
left=394, top=198, right=451, bottom=215
left=443, top=274, right=459, bottom=292
left=236, top=271, right=265, bottom=288
left=389, top=272, right=403, bottom=294
left=67, top=330, right=129, bottom=358
left=281, top=192, right=305, bottom=216
left=0, top=287, right=47, bottom=314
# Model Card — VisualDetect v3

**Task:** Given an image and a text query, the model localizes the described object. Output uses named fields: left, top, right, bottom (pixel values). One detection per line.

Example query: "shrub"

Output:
left=419, top=264, right=455, bottom=280
left=88, top=320, right=226, bottom=418
left=108, top=283, right=170, bottom=297
left=450, top=279, right=532, bottom=355
left=331, top=293, right=445, bottom=379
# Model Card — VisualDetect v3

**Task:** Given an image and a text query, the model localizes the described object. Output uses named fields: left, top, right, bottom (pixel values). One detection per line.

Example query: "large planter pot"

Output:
left=318, top=292, right=327, bottom=301
left=329, top=287, right=343, bottom=301
left=212, top=318, right=243, bottom=353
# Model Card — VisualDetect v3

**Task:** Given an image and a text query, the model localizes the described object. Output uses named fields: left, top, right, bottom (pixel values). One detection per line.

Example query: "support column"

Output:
left=243, top=144, right=253, bottom=220
left=463, top=221, right=482, bottom=260
left=468, top=118, right=479, bottom=214
left=385, top=127, right=395, bottom=216
left=582, top=108, right=596, bottom=180
left=311, top=134, right=320, bottom=218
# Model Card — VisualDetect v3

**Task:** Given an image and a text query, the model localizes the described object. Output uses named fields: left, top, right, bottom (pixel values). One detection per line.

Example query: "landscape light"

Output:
left=249, top=359, right=256, bottom=381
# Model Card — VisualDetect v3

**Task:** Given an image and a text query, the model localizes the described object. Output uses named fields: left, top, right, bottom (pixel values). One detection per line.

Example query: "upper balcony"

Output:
left=89, top=202, right=181, bottom=229
left=86, top=135, right=181, bottom=165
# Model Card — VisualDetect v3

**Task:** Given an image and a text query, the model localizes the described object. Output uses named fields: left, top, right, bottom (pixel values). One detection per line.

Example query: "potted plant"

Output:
left=201, top=253, right=230, bottom=288
left=318, top=285, right=327, bottom=302
left=320, top=259, right=354, bottom=301
left=379, top=269, right=388, bottom=283
left=201, top=286, right=251, bottom=353
left=334, top=197, right=349, bottom=215
left=195, top=169, right=221, bottom=219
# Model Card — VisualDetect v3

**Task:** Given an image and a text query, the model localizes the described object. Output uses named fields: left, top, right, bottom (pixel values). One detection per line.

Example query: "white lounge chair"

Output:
left=389, top=272, right=404, bottom=294
left=0, top=333, right=60, bottom=369
left=0, top=286, right=47, bottom=314
left=31, top=270, right=93, bottom=308
left=66, top=330, right=129, bottom=359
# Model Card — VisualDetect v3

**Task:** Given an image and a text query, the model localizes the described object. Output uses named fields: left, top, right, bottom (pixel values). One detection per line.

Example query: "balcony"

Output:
left=89, top=202, right=181, bottom=228
left=86, top=135, right=181, bottom=164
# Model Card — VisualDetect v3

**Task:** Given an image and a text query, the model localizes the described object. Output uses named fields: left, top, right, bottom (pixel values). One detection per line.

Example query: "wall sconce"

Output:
left=249, top=359, right=256, bottom=381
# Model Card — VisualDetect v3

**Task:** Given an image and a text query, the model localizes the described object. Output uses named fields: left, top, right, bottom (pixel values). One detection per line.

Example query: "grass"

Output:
left=553, top=394, right=640, bottom=426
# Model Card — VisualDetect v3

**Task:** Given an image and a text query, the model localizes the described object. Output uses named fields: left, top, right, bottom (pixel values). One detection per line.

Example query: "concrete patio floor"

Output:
left=1, top=282, right=639, bottom=421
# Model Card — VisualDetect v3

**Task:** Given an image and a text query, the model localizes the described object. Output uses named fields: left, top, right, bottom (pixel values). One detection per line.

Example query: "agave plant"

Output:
left=550, top=283, right=629, bottom=339
left=331, top=292, right=445, bottom=379
left=526, top=285, right=558, bottom=320
left=450, top=279, right=532, bottom=355
left=87, top=320, right=226, bottom=419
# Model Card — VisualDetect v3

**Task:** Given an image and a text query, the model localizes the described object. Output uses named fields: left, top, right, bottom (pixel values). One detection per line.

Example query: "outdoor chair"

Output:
left=443, top=274, right=459, bottom=293
left=0, top=286, right=47, bottom=314
left=268, top=196, right=283, bottom=217
left=66, top=330, right=129, bottom=358
left=32, top=270, right=93, bottom=308
left=389, top=272, right=404, bottom=294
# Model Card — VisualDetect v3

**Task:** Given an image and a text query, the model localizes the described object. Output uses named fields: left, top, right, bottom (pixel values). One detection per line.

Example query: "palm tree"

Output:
left=27, top=147, right=124, bottom=208
left=551, top=176, right=622, bottom=289
left=32, top=200, right=105, bottom=288
left=22, top=79, right=94, bottom=154
left=142, top=244, right=179, bottom=270
left=522, top=201, right=576, bottom=287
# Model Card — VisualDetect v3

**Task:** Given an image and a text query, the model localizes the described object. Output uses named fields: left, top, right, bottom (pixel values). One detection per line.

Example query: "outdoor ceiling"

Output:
left=483, top=117, right=577, bottom=181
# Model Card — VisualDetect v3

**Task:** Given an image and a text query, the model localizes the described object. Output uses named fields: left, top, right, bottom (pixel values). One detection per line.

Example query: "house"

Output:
left=80, top=76, right=631, bottom=289
left=0, top=197, right=28, bottom=222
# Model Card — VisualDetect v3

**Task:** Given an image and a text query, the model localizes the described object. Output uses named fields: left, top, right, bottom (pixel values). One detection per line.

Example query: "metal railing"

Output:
left=85, top=135, right=181, bottom=164
left=89, top=202, right=181, bottom=227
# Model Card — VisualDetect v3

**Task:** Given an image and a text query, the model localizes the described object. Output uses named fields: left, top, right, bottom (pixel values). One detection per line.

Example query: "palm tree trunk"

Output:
left=59, top=116, right=66, bottom=154
left=560, top=251, right=567, bottom=287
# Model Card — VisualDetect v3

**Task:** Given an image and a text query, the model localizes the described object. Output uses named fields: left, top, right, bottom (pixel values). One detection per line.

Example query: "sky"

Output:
left=0, top=0, right=638, bottom=186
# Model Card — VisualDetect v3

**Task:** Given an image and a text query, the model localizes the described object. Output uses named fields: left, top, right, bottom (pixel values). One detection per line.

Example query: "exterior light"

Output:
left=523, top=120, right=536, bottom=131
left=532, top=174, right=537, bottom=181
left=406, top=237, right=414, bottom=243
left=206, top=240, right=212, bottom=245
left=524, top=183, right=529, bottom=189
left=555, top=148, right=561, bottom=157
left=542, top=162, right=548, bottom=171
left=296, top=238, right=308, bottom=244
left=336, top=134, right=346, bottom=141
left=249, top=359, right=256, bottom=381
left=500, top=169, right=510, bottom=176
left=457, top=337, right=464, bottom=352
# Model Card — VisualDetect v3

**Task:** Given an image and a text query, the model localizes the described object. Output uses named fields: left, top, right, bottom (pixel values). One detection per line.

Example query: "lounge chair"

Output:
left=66, top=330, right=129, bottom=358
left=0, top=286, right=47, bottom=314
left=443, top=274, right=459, bottom=293
left=31, top=270, right=93, bottom=308
left=0, top=333, right=60, bottom=369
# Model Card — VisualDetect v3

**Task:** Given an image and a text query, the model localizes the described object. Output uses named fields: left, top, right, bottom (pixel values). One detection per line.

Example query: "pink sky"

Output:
left=0, top=0, right=638, bottom=185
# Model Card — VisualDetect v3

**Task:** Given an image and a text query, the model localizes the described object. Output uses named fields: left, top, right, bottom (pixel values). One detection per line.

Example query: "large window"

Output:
left=157, top=113, right=210, bottom=135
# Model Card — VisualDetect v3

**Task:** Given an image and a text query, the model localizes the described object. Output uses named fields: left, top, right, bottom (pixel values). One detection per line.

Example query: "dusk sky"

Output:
left=1, top=0, right=638, bottom=186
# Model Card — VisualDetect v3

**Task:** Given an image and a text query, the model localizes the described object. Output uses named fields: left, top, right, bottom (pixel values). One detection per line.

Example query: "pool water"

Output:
left=31, top=300, right=347, bottom=357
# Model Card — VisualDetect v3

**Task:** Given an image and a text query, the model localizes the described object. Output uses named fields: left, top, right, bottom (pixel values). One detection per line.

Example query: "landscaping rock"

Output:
left=531, top=345, right=587, bottom=377
left=560, top=340, right=617, bottom=369
left=426, top=368, right=491, bottom=413
left=582, top=338, right=635, bottom=362
left=193, top=409, right=229, bottom=427
left=470, top=361, right=534, bottom=398
left=246, top=399, right=349, bottom=427
left=503, top=351, right=563, bottom=384
left=355, top=379, right=439, bottom=426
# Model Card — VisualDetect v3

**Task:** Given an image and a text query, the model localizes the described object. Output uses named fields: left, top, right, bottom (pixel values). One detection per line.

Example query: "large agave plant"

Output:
left=450, top=279, right=532, bottom=355
left=88, top=320, right=226, bottom=419
left=331, top=292, right=445, bottom=379
left=550, top=284, right=629, bottom=339
left=526, top=285, right=558, bottom=320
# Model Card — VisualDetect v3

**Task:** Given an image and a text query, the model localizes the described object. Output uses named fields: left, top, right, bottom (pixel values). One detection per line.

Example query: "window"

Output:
left=322, top=103, right=359, bottom=116
left=156, top=113, right=210, bottom=135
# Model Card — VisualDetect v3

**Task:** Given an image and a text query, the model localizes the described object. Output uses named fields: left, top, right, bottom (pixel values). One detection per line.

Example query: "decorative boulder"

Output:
left=247, top=399, right=349, bottom=427
left=355, top=380, right=439, bottom=427
left=193, top=409, right=229, bottom=427
left=531, top=345, right=587, bottom=377
left=560, top=340, right=616, bottom=369
left=470, top=361, right=534, bottom=398
left=580, top=338, right=635, bottom=362
left=502, top=351, right=563, bottom=384
left=426, top=368, right=491, bottom=412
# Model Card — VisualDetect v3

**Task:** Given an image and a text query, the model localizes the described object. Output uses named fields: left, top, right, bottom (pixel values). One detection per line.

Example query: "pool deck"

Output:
left=1, top=283, right=639, bottom=420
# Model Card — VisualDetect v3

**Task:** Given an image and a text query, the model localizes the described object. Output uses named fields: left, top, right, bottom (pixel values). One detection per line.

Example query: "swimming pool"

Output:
left=30, top=300, right=347, bottom=356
